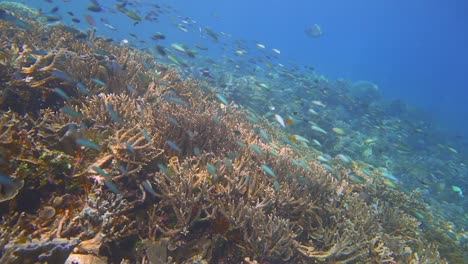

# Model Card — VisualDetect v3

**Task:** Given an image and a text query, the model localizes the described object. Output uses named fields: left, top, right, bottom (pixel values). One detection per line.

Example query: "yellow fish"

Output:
left=332, top=127, right=346, bottom=135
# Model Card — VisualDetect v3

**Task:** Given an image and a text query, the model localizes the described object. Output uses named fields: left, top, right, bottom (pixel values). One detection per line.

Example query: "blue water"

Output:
left=20, top=0, right=468, bottom=141
left=10, top=0, right=466, bottom=143
left=168, top=0, right=468, bottom=136
left=167, top=0, right=463, bottom=137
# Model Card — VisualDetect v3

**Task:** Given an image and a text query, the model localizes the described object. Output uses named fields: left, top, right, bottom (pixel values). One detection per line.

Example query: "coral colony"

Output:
left=0, top=2, right=465, bottom=264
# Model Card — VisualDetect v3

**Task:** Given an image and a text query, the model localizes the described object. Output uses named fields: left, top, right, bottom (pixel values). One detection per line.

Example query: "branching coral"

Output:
left=0, top=13, right=458, bottom=264
left=78, top=192, right=137, bottom=240
left=151, top=156, right=214, bottom=237
left=294, top=193, right=383, bottom=263
left=223, top=199, right=296, bottom=262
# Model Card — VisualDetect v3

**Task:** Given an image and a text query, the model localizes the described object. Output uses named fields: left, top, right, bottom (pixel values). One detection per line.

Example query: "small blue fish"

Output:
left=268, top=149, right=279, bottom=158
left=91, top=78, right=106, bottom=86
left=245, top=175, right=251, bottom=185
left=54, top=88, right=71, bottom=101
left=251, top=144, right=262, bottom=155
left=119, top=164, right=129, bottom=176
left=236, top=140, right=246, bottom=148
left=125, top=142, right=135, bottom=154
left=215, top=93, right=229, bottom=105
left=382, top=171, right=400, bottom=183
left=273, top=180, right=280, bottom=192
left=61, top=106, right=82, bottom=117
left=259, top=130, right=271, bottom=143
left=321, top=164, right=334, bottom=172
left=76, top=138, right=100, bottom=150
left=126, top=85, right=137, bottom=94
left=207, top=163, right=217, bottom=175
left=163, top=95, right=187, bottom=105
left=51, top=70, right=72, bottom=82
left=158, top=164, right=170, bottom=175
left=159, top=81, right=170, bottom=87
left=142, top=129, right=151, bottom=142
left=167, top=140, right=181, bottom=152
left=224, top=158, right=233, bottom=170
left=92, top=166, right=109, bottom=177
left=336, top=154, right=351, bottom=163
left=246, top=115, right=259, bottom=124
left=44, top=14, right=62, bottom=22
left=194, top=147, right=202, bottom=157
left=301, top=159, right=312, bottom=171
left=105, top=180, right=121, bottom=194
left=142, top=180, right=157, bottom=196
left=106, top=104, right=123, bottom=123
left=76, top=82, right=92, bottom=96
left=186, top=130, right=196, bottom=138
left=67, top=124, right=78, bottom=135
left=362, top=168, right=372, bottom=176
left=261, top=165, right=276, bottom=177
left=291, top=159, right=301, bottom=167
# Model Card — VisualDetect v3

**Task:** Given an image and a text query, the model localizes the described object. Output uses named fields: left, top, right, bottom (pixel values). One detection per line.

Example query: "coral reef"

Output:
left=0, top=2, right=39, bottom=21
left=0, top=8, right=464, bottom=264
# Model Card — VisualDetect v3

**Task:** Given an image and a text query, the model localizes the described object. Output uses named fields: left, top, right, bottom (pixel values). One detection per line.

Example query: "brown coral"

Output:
left=0, top=12, right=462, bottom=264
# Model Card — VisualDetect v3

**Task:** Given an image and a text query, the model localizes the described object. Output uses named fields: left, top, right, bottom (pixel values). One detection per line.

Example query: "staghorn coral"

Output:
left=151, top=156, right=214, bottom=237
left=294, top=193, right=383, bottom=263
left=223, top=199, right=296, bottom=262
left=0, top=13, right=461, bottom=264
left=78, top=192, right=137, bottom=240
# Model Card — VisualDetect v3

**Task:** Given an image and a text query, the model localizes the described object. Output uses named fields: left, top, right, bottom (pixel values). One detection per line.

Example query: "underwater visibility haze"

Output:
left=0, top=0, right=466, bottom=263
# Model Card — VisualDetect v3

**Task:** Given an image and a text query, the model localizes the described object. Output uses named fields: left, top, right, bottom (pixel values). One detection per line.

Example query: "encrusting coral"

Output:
left=0, top=7, right=463, bottom=264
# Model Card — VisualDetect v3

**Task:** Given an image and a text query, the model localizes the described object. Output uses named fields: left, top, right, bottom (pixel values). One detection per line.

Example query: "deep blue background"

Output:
left=22, top=0, right=468, bottom=136
left=169, top=0, right=468, bottom=136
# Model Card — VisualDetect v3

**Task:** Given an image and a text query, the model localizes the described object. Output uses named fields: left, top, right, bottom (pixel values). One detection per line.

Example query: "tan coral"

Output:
left=0, top=14, right=459, bottom=264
